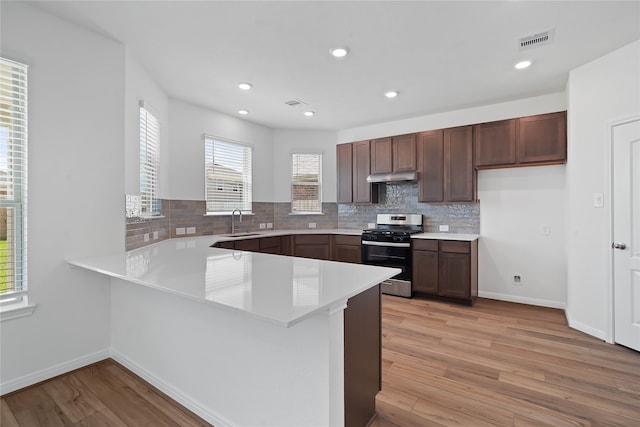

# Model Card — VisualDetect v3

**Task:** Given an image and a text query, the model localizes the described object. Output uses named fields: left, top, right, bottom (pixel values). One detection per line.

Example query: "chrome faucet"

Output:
left=231, top=209, right=242, bottom=235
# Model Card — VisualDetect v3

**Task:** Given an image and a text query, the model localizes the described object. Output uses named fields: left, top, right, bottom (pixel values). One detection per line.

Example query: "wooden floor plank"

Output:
left=375, top=296, right=640, bottom=427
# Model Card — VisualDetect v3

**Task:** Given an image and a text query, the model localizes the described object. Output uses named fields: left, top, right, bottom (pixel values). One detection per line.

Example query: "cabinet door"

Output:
left=412, top=249, right=439, bottom=294
left=370, top=137, right=393, bottom=174
left=474, top=119, right=516, bottom=168
left=234, top=238, right=260, bottom=252
left=259, top=236, right=281, bottom=255
left=294, top=235, right=331, bottom=260
left=444, top=126, right=475, bottom=202
left=216, top=240, right=235, bottom=249
left=417, top=129, right=444, bottom=202
left=439, top=252, right=470, bottom=299
left=517, top=112, right=567, bottom=164
left=334, top=245, right=362, bottom=264
left=393, top=133, right=417, bottom=172
left=352, top=140, right=378, bottom=203
left=336, top=143, right=353, bottom=203
left=344, top=284, right=380, bottom=427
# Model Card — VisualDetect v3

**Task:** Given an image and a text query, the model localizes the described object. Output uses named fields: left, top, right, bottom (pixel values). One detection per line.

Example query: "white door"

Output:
left=613, top=117, right=640, bottom=351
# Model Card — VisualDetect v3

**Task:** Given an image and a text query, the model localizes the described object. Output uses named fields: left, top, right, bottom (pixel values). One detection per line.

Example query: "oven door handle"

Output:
left=361, top=240, right=411, bottom=248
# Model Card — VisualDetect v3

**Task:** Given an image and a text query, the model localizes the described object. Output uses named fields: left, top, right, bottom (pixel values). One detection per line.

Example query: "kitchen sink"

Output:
left=222, top=232, right=263, bottom=238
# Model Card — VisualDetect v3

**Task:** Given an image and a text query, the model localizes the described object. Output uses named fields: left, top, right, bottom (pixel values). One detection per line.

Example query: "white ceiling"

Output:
left=30, top=1, right=640, bottom=131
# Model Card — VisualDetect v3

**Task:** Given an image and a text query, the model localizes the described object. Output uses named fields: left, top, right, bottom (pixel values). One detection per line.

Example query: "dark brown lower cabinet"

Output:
left=333, top=235, right=362, bottom=264
left=413, top=239, right=478, bottom=305
left=293, top=234, right=331, bottom=260
left=344, top=284, right=380, bottom=427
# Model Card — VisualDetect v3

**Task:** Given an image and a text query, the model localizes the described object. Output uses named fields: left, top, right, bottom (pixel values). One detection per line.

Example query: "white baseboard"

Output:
left=565, top=310, right=607, bottom=341
left=109, top=350, right=234, bottom=427
left=0, top=349, right=110, bottom=395
left=478, top=291, right=565, bottom=309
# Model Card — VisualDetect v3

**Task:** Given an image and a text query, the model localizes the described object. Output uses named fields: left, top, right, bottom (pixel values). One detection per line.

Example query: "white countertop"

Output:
left=69, top=236, right=399, bottom=328
left=210, top=229, right=479, bottom=243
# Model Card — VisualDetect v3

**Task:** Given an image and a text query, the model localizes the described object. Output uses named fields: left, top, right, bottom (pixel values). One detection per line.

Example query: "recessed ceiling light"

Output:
left=304, top=111, right=315, bottom=117
left=238, top=82, right=252, bottom=90
left=329, top=47, right=349, bottom=58
left=515, top=60, right=533, bottom=70
left=238, top=109, right=249, bottom=115
left=384, top=91, right=398, bottom=99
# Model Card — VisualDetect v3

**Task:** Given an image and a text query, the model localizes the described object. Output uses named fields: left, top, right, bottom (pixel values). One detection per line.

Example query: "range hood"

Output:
left=366, top=171, right=418, bottom=183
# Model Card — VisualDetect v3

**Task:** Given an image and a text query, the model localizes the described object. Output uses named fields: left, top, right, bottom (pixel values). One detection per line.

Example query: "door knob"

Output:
left=612, top=242, right=627, bottom=250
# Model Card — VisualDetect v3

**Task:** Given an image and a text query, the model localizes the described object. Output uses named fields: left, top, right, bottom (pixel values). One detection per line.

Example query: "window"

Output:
left=204, top=136, right=252, bottom=214
left=291, top=153, right=322, bottom=214
left=0, top=57, right=28, bottom=307
left=139, top=102, right=160, bottom=216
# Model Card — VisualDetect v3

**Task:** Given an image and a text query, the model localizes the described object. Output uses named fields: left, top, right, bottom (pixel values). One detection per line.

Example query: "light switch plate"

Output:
left=186, top=227, right=196, bottom=234
left=308, top=223, right=316, bottom=229
left=439, top=225, right=449, bottom=232
left=144, top=233, right=150, bottom=242
left=176, top=227, right=185, bottom=235
left=259, top=223, right=266, bottom=229
left=368, top=223, right=376, bottom=229
left=153, top=231, right=159, bottom=240
left=267, top=223, right=273, bottom=229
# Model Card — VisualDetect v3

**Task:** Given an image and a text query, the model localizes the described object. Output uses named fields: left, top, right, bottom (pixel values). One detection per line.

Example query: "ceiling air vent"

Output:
left=284, top=99, right=308, bottom=107
left=519, top=29, right=554, bottom=51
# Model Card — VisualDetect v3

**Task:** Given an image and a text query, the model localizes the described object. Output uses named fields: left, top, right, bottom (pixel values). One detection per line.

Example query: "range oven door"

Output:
left=361, top=240, right=412, bottom=297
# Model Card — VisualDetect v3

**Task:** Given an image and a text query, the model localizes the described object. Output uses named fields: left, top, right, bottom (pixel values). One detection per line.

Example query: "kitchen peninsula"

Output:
left=69, top=236, right=400, bottom=427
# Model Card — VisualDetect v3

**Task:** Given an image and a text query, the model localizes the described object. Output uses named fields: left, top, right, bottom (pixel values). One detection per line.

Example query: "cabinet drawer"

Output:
left=412, top=239, right=438, bottom=251
left=440, top=241, right=470, bottom=254
left=295, top=234, right=330, bottom=245
left=334, top=234, right=361, bottom=246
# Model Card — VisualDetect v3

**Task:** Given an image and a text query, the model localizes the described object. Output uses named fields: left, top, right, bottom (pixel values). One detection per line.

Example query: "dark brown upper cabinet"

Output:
left=517, top=112, right=567, bottom=165
left=352, top=140, right=379, bottom=203
left=474, top=111, right=567, bottom=169
left=371, top=133, right=416, bottom=174
left=444, top=126, right=475, bottom=202
left=417, top=129, right=444, bottom=202
left=417, top=126, right=475, bottom=203
left=473, top=119, right=517, bottom=167
left=336, top=142, right=353, bottom=203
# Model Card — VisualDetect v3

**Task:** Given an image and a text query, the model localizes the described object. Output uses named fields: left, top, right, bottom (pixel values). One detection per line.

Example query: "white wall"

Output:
left=168, top=99, right=274, bottom=202
left=272, top=129, right=338, bottom=202
left=0, top=2, right=124, bottom=392
left=566, top=39, right=640, bottom=339
left=124, top=48, right=169, bottom=197
left=338, top=94, right=568, bottom=308
left=478, top=166, right=566, bottom=307
left=338, top=93, right=567, bottom=143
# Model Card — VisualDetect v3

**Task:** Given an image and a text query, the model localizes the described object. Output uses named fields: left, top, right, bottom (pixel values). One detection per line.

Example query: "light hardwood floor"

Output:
left=372, top=296, right=640, bottom=426
left=2, top=297, right=639, bottom=426
left=1, top=359, right=209, bottom=426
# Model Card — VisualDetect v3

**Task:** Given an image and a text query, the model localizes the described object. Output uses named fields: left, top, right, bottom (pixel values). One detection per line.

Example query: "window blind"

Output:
left=291, top=153, right=322, bottom=213
left=0, top=57, right=28, bottom=301
left=204, top=136, right=252, bottom=213
left=139, top=103, right=160, bottom=215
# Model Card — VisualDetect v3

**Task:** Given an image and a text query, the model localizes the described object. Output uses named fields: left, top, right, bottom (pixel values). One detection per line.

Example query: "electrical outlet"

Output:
left=439, top=225, right=449, bottom=232
left=176, top=227, right=185, bottom=235
left=153, top=231, right=158, bottom=240
left=187, top=227, right=196, bottom=234
left=513, top=275, right=523, bottom=286
left=368, top=222, right=376, bottom=229
left=259, top=223, right=266, bottom=229
left=541, top=225, right=551, bottom=235
left=267, top=223, right=273, bottom=229
left=593, top=193, right=604, bottom=208
left=308, top=222, right=316, bottom=229
left=144, top=233, right=150, bottom=242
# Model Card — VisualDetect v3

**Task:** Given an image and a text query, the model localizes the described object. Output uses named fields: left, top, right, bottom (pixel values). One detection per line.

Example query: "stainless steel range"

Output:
left=361, top=214, right=423, bottom=298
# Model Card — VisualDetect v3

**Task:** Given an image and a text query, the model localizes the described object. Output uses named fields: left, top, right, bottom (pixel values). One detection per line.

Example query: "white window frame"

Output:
left=290, top=152, right=322, bottom=214
left=139, top=101, right=161, bottom=217
left=204, top=135, right=253, bottom=215
left=1, top=57, right=35, bottom=320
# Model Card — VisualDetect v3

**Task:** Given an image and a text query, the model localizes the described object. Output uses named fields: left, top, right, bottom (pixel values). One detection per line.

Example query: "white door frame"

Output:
left=606, top=114, right=640, bottom=344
